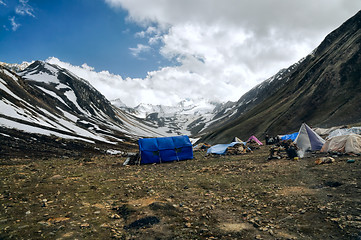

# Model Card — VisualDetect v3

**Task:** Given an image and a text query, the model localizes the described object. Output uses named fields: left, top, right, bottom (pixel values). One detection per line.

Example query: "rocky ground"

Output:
left=0, top=145, right=360, bottom=239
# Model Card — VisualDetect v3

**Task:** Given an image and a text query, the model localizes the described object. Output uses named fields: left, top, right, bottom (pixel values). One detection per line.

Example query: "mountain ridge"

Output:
left=0, top=61, right=182, bottom=156
left=200, top=10, right=361, bottom=144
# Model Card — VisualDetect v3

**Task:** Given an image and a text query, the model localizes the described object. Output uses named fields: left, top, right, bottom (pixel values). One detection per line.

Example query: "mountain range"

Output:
left=1, top=10, right=360, bottom=155
left=200, top=10, right=361, bottom=143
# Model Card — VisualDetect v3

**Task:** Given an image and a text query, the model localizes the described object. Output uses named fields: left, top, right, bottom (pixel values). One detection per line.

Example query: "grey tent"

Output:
left=294, top=123, right=325, bottom=157
left=321, top=134, right=361, bottom=154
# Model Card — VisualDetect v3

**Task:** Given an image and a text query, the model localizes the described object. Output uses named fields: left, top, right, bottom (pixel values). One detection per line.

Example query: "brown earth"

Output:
left=0, top=146, right=360, bottom=239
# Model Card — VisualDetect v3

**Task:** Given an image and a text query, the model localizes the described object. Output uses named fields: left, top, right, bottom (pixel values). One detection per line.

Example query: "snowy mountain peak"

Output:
left=129, top=98, right=222, bottom=118
left=111, top=98, right=128, bottom=108
left=0, top=61, right=33, bottom=72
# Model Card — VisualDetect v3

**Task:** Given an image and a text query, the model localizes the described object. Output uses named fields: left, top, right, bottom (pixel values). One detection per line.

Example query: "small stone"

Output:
left=298, top=209, right=306, bottom=214
left=330, top=217, right=341, bottom=223
left=110, top=214, right=121, bottom=219
left=80, top=223, right=90, bottom=228
left=49, top=175, right=63, bottom=180
left=42, top=199, right=48, bottom=207
left=38, top=221, right=50, bottom=226
left=100, top=223, right=110, bottom=228
left=250, top=220, right=261, bottom=228
left=318, top=206, right=326, bottom=211
left=185, top=222, right=192, bottom=228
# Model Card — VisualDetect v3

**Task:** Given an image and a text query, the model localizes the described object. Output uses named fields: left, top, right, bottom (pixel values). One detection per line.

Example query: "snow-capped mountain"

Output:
left=132, top=99, right=218, bottom=118
left=1, top=61, right=127, bottom=144
left=112, top=98, right=227, bottom=136
left=1, top=61, right=198, bottom=156
left=111, top=98, right=128, bottom=109
left=0, top=61, right=33, bottom=72
left=0, top=54, right=316, bottom=156
left=0, top=56, right=311, bottom=156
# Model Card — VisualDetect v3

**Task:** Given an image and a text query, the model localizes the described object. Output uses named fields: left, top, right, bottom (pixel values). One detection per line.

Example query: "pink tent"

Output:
left=247, top=136, right=263, bottom=145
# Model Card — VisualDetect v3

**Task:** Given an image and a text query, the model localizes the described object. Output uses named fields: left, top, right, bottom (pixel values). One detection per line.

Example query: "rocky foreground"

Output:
left=0, top=146, right=360, bottom=239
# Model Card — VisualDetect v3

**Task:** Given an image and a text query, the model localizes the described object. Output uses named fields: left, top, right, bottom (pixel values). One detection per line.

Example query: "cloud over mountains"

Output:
left=100, top=0, right=360, bottom=106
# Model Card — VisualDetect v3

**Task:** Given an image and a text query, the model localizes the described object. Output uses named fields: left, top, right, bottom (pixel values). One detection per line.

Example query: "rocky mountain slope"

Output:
left=0, top=61, right=181, bottom=156
left=200, top=10, right=361, bottom=144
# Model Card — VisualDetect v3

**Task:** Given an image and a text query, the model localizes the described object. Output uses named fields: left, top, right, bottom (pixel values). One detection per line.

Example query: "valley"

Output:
left=0, top=8, right=361, bottom=240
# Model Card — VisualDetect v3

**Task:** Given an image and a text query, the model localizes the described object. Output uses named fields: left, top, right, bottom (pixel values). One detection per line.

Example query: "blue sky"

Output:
left=0, top=0, right=170, bottom=78
left=1, top=1, right=360, bottom=107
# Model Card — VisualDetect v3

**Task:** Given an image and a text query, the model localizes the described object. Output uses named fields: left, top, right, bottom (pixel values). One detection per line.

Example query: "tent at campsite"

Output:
left=321, top=134, right=361, bottom=154
left=138, top=135, right=193, bottom=164
left=207, top=142, right=242, bottom=155
left=294, top=123, right=325, bottom=157
left=327, top=127, right=361, bottom=139
left=280, top=132, right=299, bottom=141
left=313, top=126, right=343, bottom=136
left=247, top=135, right=263, bottom=145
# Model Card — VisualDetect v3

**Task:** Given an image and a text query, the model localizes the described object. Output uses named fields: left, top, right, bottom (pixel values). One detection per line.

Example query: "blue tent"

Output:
left=138, top=135, right=193, bottom=164
left=207, top=142, right=241, bottom=155
left=280, top=132, right=299, bottom=141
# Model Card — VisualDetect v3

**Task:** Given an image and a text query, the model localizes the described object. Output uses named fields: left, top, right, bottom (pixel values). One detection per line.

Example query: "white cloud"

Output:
left=129, top=44, right=151, bottom=58
left=15, top=0, right=35, bottom=17
left=0, top=1, right=6, bottom=6
left=101, top=1, right=361, bottom=107
left=46, top=57, right=167, bottom=107
left=9, top=16, right=20, bottom=31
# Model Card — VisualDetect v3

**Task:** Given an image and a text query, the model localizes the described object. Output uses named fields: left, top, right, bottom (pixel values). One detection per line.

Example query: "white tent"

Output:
left=327, top=127, right=361, bottom=139
left=321, top=133, right=361, bottom=154
left=294, top=123, right=325, bottom=157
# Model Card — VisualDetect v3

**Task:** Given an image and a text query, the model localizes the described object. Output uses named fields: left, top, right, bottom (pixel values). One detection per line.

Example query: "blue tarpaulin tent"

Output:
left=138, top=135, right=193, bottom=164
left=280, top=132, right=299, bottom=141
left=207, top=142, right=241, bottom=155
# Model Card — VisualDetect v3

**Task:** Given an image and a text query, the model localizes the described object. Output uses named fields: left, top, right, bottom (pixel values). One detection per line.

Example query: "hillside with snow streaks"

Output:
left=1, top=61, right=189, bottom=152
left=0, top=67, right=120, bottom=144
